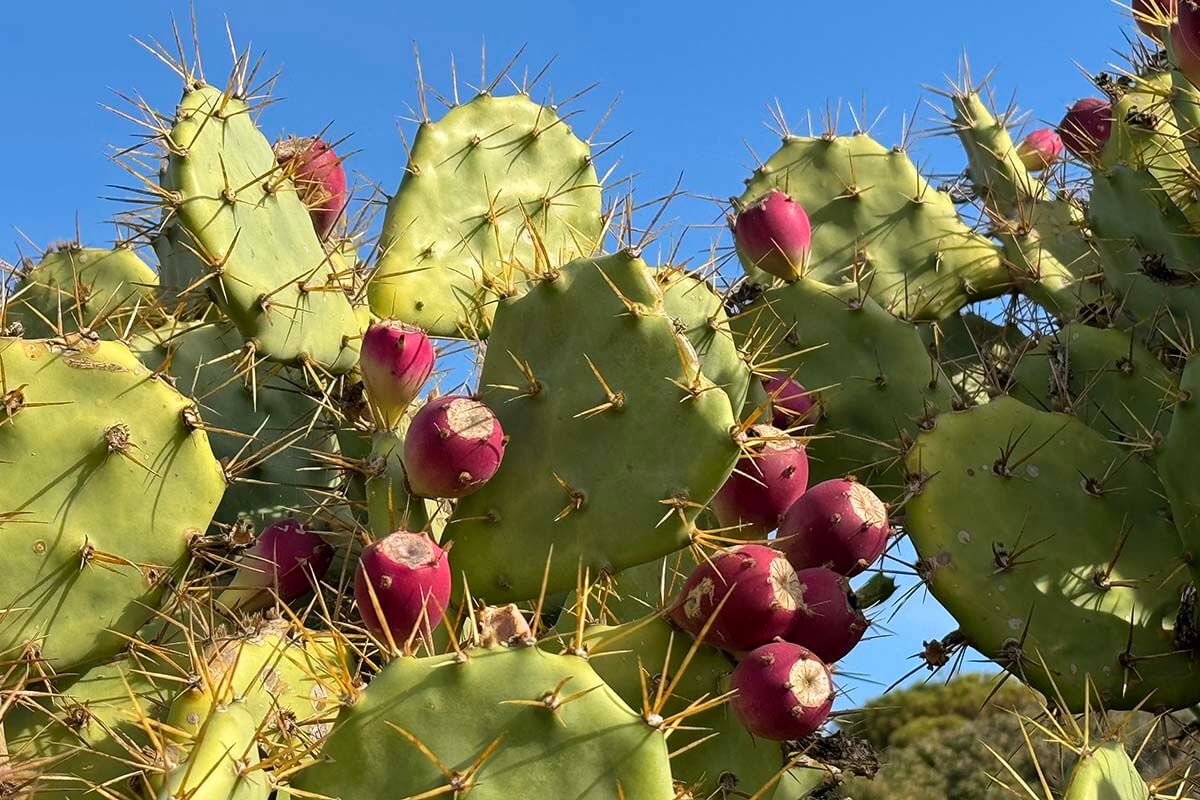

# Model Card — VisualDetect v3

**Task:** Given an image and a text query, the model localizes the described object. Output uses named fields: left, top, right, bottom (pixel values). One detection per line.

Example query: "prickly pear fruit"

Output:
left=1135, top=0, right=1177, bottom=39
left=777, top=478, right=889, bottom=577
left=1174, top=2, right=1200, bottom=82
left=1016, top=128, right=1064, bottom=172
left=354, top=531, right=451, bottom=645
left=762, top=375, right=820, bottom=429
left=712, top=424, right=809, bottom=538
left=734, top=190, right=811, bottom=282
left=1056, top=98, right=1113, bottom=162
left=221, top=519, right=333, bottom=610
left=673, top=544, right=803, bottom=652
left=783, top=567, right=867, bottom=663
left=403, top=395, right=506, bottom=499
left=359, top=321, right=435, bottom=430
left=731, top=641, right=834, bottom=741
left=274, top=135, right=347, bottom=238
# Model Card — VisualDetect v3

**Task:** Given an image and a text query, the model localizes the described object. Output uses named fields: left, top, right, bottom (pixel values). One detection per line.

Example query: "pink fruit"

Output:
left=783, top=568, right=868, bottom=663
left=777, top=478, right=889, bottom=577
left=734, top=190, right=811, bottom=282
left=711, top=424, right=809, bottom=538
left=223, top=519, right=333, bottom=609
left=762, top=375, right=820, bottom=429
left=1056, top=99, right=1113, bottom=163
left=672, top=544, right=803, bottom=652
left=360, top=321, right=435, bottom=429
left=1135, top=0, right=1177, bottom=38
left=731, top=641, right=835, bottom=741
left=274, top=136, right=347, bottom=238
left=1173, top=3, right=1200, bottom=84
left=1015, top=128, right=1064, bottom=172
left=354, top=530, right=451, bottom=644
left=403, top=395, right=506, bottom=499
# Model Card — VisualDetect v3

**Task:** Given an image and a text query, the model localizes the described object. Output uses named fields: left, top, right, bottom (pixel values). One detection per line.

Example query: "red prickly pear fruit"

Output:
left=711, top=424, right=809, bottom=538
left=1173, top=3, right=1200, bottom=83
left=777, top=478, right=889, bottom=577
left=360, top=321, right=435, bottom=430
left=1056, top=99, right=1113, bottom=163
left=273, top=136, right=347, bottom=238
left=403, top=395, right=506, bottom=499
left=782, top=567, right=868, bottom=663
left=731, top=641, right=834, bottom=741
left=672, top=544, right=804, bottom=652
left=222, top=519, right=333, bottom=610
left=734, top=190, right=811, bottom=282
left=1015, top=129, right=1065, bottom=172
left=762, top=375, right=820, bottom=429
left=354, top=530, right=451, bottom=644
left=1135, top=0, right=1176, bottom=39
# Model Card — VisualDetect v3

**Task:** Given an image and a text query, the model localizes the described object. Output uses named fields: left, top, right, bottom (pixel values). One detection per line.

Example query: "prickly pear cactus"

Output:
left=7, top=245, right=160, bottom=339
left=0, top=336, right=224, bottom=673
left=904, top=397, right=1200, bottom=710
left=733, top=276, right=953, bottom=485
left=736, top=132, right=1010, bottom=320
left=132, top=319, right=339, bottom=524
left=164, top=85, right=362, bottom=370
left=445, top=252, right=739, bottom=603
left=370, top=92, right=604, bottom=338
left=292, top=645, right=676, bottom=799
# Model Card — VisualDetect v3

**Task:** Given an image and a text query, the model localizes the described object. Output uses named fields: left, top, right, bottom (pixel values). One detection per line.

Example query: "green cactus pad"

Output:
left=1063, top=742, right=1148, bottom=800
left=950, top=91, right=1049, bottom=212
left=165, top=85, right=361, bottom=370
left=904, top=397, right=1200, bottom=711
left=132, top=319, right=338, bottom=525
left=732, top=277, right=953, bottom=487
left=4, top=654, right=172, bottom=799
left=0, top=337, right=224, bottom=673
left=445, top=252, right=739, bottom=603
left=1010, top=324, right=1175, bottom=440
left=292, top=645, right=675, bottom=799
left=1159, top=355, right=1200, bottom=582
left=737, top=133, right=1010, bottom=320
left=9, top=246, right=159, bottom=339
left=370, top=92, right=603, bottom=338
left=157, top=699, right=269, bottom=800
left=584, top=614, right=794, bottom=796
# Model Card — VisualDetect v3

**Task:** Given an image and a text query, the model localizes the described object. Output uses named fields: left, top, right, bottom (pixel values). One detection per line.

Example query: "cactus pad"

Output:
left=736, top=133, right=1009, bottom=320
left=165, top=85, right=361, bottom=370
left=292, top=645, right=675, bottom=799
left=444, top=252, right=739, bottom=603
left=904, top=397, right=1199, bottom=710
left=370, top=92, right=603, bottom=338
left=0, top=337, right=224, bottom=672
left=733, top=277, right=953, bottom=486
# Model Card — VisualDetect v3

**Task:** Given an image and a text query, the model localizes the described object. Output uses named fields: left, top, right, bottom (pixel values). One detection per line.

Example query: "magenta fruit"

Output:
left=359, top=321, right=435, bottom=430
left=274, top=136, right=347, bottom=238
left=762, top=375, right=820, bottom=429
left=673, top=544, right=803, bottom=652
left=731, top=641, right=835, bottom=741
left=782, top=567, right=868, bottom=663
left=403, top=395, right=506, bottom=499
left=711, top=424, right=809, bottom=538
left=221, top=518, right=333, bottom=610
left=1135, top=0, right=1176, bottom=39
left=354, top=530, right=451, bottom=645
left=1056, top=99, right=1113, bottom=163
left=777, top=478, right=889, bottom=577
left=733, top=190, right=811, bottom=282
left=1015, top=128, right=1064, bottom=172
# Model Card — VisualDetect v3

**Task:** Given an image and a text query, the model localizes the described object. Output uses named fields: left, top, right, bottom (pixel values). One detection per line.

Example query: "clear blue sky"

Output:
left=1, top=0, right=1137, bottom=703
